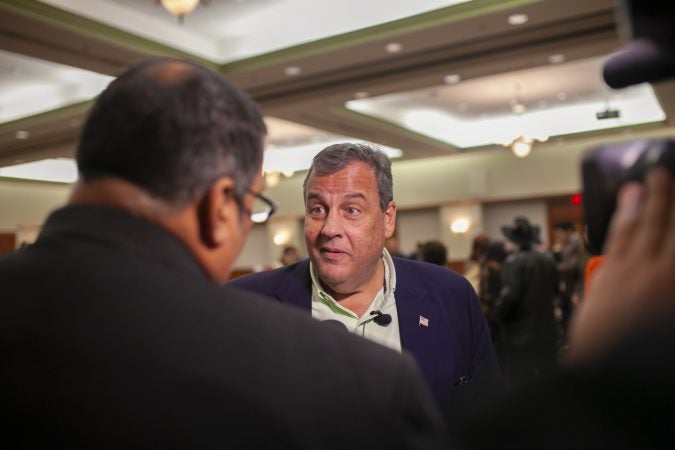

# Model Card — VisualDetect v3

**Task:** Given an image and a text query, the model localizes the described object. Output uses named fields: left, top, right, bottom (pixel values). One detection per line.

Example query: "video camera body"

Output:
left=582, top=139, right=675, bottom=254
left=581, top=0, right=675, bottom=255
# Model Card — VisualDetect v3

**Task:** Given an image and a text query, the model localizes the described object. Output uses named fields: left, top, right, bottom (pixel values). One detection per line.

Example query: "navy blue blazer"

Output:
left=229, top=257, right=503, bottom=409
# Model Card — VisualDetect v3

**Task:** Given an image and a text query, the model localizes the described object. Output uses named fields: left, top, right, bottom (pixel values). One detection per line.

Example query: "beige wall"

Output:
left=1, top=129, right=671, bottom=265
left=0, top=180, right=71, bottom=235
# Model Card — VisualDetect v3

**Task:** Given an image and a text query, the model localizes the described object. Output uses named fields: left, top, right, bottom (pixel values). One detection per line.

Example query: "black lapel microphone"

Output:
left=370, top=310, right=392, bottom=327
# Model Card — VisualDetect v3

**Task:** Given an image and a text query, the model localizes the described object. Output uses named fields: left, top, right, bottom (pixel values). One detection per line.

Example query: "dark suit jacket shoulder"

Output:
left=229, top=256, right=503, bottom=410
left=1, top=206, right=443, bottom=450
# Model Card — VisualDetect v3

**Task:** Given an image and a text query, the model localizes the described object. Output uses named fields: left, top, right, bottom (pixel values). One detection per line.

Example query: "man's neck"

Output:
left=325, top=260, right=385, bottom=317
left=69, top=178, right=175, bottom=217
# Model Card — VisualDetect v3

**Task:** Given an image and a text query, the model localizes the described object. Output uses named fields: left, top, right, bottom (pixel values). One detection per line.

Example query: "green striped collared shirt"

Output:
left=310, top=248, right=402, bottom=352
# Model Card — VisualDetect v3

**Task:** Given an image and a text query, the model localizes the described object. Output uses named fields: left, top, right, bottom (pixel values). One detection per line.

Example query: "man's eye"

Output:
left=345, top=207, right=360, bottom=215
left=309, top=206, right=326, bottom=216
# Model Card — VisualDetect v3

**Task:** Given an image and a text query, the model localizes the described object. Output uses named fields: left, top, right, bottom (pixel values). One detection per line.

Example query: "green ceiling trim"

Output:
left=330, top=107, right=459, bottom=152
left=0, top=0, right=217, bottom=69
left=0, top=100, right=92, bottom=131
left=219, top=0, right=541, bottom=74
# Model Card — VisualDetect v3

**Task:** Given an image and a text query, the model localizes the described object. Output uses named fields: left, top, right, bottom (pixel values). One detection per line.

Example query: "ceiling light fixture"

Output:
left=443, top=74, right=461, bottom=85
left=155, top=0, right=209, bottom=23
left=385, top=42, right=403, bottom=53
left=507, top=13, right=529, bottom=25
left=511, top=103, right=526, bottom=114
left=548, top=54, right=566, bottom=64
left=499, top=134, right=548, bottom=158
left=284, top=66, right=302, bottom=76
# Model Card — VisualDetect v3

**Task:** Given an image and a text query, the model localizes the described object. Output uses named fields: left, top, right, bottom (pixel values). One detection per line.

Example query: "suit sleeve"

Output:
left=392, top=353, right=447, bottom=450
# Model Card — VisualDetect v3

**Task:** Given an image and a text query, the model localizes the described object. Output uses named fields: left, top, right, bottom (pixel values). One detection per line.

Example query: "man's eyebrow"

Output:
left=343, top=192, right=367, bottom=201
left=305, top=192, right=324, bottom=202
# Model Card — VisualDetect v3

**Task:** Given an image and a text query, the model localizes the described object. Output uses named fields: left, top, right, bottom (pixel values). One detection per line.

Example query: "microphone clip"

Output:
left=370, top=310, right=392, bottom=326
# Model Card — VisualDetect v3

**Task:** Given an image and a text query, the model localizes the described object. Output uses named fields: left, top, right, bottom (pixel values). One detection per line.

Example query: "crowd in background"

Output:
left=383, top=216, right=591, bottom=389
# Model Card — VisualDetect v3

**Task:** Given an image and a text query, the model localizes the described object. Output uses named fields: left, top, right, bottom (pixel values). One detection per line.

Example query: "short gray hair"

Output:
left=303, top=143, right=393, bottom=211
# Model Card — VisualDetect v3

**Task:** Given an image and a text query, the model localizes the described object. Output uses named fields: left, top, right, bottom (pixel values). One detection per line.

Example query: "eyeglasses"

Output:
left=247, top=188, right=277, bottom=224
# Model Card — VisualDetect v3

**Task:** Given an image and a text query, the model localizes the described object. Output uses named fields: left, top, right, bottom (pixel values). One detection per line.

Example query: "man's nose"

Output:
left=320, top=209, right=343, bottom=238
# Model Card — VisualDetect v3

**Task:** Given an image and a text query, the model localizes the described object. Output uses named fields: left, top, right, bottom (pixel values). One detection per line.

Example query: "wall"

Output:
left=396, top=208, right=439, bottom=256
left=0, top=180, right=71, bottom=234
left=235, top=224, right=270, bottom=270
left=261, top=138, right=588, bottom=217
left=0, top=131, right=656, bottom=264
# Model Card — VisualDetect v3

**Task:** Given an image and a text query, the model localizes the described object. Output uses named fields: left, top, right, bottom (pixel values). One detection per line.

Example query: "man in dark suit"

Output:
left=0, top=59, right=444, bottom=449
left=229, top=143, right=502, bottom=411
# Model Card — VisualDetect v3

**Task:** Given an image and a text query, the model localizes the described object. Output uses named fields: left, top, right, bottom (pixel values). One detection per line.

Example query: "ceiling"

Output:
left=1, top=0, right=674, bottom=181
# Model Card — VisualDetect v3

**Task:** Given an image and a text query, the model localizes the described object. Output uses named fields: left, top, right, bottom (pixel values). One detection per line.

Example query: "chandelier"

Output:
left=155, top=0, right=210, bottom=23
left=498, top=134, right=549, bottom=158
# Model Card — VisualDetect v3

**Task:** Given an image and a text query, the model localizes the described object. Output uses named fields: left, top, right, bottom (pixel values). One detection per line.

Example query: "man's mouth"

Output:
left=320, top=247, right=348, bottom=258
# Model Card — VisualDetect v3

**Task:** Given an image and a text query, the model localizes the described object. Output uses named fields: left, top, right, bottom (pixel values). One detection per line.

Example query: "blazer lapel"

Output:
left=393, top=260, right=440, bottom=357
left=273, top=259, right=313, bottom=313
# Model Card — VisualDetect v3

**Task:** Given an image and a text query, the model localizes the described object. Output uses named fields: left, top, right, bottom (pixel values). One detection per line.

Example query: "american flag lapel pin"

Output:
left=418, top=315, right=429, bottom=327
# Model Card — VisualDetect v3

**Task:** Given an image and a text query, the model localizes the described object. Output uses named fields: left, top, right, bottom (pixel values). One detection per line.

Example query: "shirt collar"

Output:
left=309, top=247, right=397, bottom=312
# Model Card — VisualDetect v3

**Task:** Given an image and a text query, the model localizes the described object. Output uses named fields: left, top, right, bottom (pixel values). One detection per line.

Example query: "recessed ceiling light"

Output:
left=354, top=91, right=370, bottom=99
left=511, top=103, right=527, bottom=114
left=284, top=66, right=301, bottom=76
left=443, top=74, right=461, bottom=85
left=507, top=13, right=529, bottom=25
left=385, top=42, right=403, bottom=53
left=15, top=130, right=29, bottom=139
left=548, top=54, right=566, bottom=64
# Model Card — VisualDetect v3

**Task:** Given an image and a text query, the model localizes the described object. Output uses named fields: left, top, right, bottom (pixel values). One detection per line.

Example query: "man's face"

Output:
left=304, top=161, right=396, bottom=295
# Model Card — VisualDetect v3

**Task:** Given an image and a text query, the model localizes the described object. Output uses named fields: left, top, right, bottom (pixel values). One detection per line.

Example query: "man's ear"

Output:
left=197, top=176, right=238, bottom=248
left=384, top=201, right=397, bottom=239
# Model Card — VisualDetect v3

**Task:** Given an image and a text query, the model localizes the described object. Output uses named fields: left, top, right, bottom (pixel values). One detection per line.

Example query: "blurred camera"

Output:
left=581, top=0, right=675, bottom=255
left=582, top=139, right=675, bottom=254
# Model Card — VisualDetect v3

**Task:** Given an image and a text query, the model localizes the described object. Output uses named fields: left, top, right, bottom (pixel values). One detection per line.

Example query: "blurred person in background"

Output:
left=496, top=217, right=559, bottom=388
left=464, top=233, right=490, bottom=294
left=452, top=167, right=675, bottom=450
left=552, top=220, right=589, bottom=340
left=478, top=240, right=508, bottom=356
left=421, top=240, right=449, bottom=266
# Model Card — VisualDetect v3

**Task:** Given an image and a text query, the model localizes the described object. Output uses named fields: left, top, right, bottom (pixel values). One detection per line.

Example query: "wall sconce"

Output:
left=273, top=231, right=290, bottom=246
left=450, top=218, right=471, bottom=234
left=265, top=170, right=295, bottom=188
